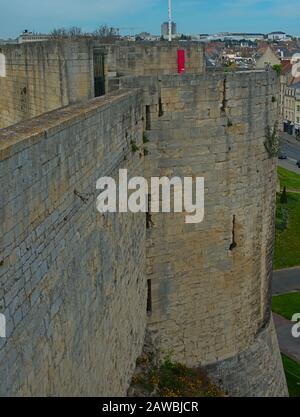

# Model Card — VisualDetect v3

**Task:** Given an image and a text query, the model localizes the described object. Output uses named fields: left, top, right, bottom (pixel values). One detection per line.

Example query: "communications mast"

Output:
left=168, top=0, right=172, bottom=42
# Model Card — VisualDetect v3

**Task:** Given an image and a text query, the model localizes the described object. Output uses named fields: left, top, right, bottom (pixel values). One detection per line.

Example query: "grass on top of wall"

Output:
left=274, top=192, right=300, bottom=269
left=272, top=292, right=300, bottom=320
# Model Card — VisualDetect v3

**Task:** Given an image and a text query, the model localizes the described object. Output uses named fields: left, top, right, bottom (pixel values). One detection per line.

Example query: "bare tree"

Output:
left=50, top=28, right=68, bottom=39
left=50, top=25, right=118, bottom=42
left=68, top=26, right=84, bottom=38
left=92, top=25, right=118, bottom=42
left=50, top=26, right=85, bottom=39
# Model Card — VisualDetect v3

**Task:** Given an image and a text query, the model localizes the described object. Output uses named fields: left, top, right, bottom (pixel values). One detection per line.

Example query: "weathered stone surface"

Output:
left=121, top=71, right=287, bottom=397
left=0, top=89, right=147, bottom=396
left=0, top=40, right=94, bottom=129
left=0, top=43, right=287, bottom=396
left=206, top=319, right=288, bottom=397
left=105, top=41, right=205, bottom=77
left=0, top=41, right=204, bottom=130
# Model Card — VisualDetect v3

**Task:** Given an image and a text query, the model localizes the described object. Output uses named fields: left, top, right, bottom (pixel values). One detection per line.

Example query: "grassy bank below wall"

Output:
left=274, top=167, right=300, bottom=270
left=272, top=292, right=300, bottom=320
left=281, top=354, right=300, bottom=397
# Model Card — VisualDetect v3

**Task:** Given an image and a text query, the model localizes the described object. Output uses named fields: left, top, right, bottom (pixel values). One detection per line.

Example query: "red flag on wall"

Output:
left=177, top=50, right=185, bottom=74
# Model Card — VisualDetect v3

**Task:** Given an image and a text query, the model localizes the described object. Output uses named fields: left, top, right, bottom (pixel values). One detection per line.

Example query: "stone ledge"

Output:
left=0, top=88, right=141, bottom=161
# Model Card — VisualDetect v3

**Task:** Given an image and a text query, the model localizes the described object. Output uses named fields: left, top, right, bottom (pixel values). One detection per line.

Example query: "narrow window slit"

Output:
left=146, top=105, right=151, bottom=130
left=229, top=215, right=237, bottom=251
left=221, top=76, right=227, bottom=113
left=146, top=194, right=154, bottom=229
left=147, top=279, right=152, bottom=314
left=158, top=97, right=164, bottom=117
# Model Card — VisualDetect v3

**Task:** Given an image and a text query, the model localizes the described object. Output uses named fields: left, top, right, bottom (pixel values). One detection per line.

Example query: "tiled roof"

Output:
left=281, top=61, right=293, bottom=75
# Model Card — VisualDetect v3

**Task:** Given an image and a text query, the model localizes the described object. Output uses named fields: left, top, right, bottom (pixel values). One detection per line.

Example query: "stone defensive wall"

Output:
left=104, top=41, right=205, bottom=77
left=0, top=40, right=288, bottom=396
left=0, top=40, right=204, bottom=129
left=0, top=40, right=94, bottom=129
left=120, top=71, right=287, bottom=396
left=0, top=90, right=147, bottom=396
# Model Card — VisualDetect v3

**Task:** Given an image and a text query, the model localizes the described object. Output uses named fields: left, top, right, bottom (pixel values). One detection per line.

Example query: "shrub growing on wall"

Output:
left=264, top=122, right=280, bottom=158
left=273, top=64, right=282, bottom=77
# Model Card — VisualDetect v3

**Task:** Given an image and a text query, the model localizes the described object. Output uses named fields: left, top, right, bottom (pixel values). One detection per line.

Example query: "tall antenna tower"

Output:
left=168, top=0, right=172, bottom=42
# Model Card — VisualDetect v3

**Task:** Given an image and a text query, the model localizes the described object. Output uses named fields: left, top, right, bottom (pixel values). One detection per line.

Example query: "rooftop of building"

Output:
left=281, top=61, right=293, bottom=75
left=290, top=81, right=300, bottom=89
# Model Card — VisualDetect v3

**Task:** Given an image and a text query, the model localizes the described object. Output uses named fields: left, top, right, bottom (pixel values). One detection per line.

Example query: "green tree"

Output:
left=280, top=186, right=288, bottom=204
left=273, top=64, right=282, bottom=77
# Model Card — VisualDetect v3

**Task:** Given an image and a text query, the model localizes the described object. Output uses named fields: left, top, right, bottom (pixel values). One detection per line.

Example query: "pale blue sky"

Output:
left=0, top=0, right=299, bottom=38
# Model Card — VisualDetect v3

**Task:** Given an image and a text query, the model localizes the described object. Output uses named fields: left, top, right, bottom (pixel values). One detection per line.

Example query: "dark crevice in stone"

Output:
left=158, top=97, right=164, bottom=117
left=229, top=215, right=237, bottom=251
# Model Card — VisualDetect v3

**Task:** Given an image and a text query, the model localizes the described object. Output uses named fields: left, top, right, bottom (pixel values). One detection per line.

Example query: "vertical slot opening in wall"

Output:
left=146, top=194, right=153, bottom=229
left=146, top=105, right=151, bottom=130
left=229, top=215, right=237, bottom=251
left=147, top=279, right=152, bottom=314
left=93, top=50, right=105, bottom=97
left=221, top=76, right=227, bottom=113
left=158, top=97, right=164, bottom=117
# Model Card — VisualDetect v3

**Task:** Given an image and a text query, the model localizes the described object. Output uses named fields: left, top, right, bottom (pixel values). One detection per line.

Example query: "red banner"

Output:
left=177, top=50, right=185, bottom=74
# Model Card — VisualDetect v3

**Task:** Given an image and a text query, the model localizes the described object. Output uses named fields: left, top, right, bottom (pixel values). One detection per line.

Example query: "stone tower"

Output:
left=122, top=71, right=288, bottom=397
left=0, top=41, right=288, bottom=396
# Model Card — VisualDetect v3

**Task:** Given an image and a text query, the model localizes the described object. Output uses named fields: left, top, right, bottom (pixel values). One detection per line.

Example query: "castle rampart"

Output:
left=0, top=41, right=204, bottom=129
left=0, top=41, right=288, bottom=396
left=0, top=90, right=147, bottom=396
left=121, top=71, right=287, bottom=396
left=0, top=40, right=94, bottom=129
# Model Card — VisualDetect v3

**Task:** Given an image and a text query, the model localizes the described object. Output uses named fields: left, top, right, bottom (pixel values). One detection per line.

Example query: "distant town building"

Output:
left=296, top=85, right=300, bottom=131
left=283, top=82, right=300, bottom=136
left=267, top=31, right=288, bottom=41
left=198, top=34, right=210, bottom=39
left=122, top=35, right=136, bottom=42
left=284, top=85, right=296, bottom=127
left=279, top=61, right=294, bottom=126
left=18, top=30, right=51, bottom=44
left=136, top=32, right=160, bottom=41
left=209, top=32, right=265, bottom=42
left=0, top=38, right=17, bottom=45
left=199, top=31, right=294, bottom=43
left=161, top=22, right=177, bottom=39
left=224, top=33, right=265, bottom=42
left=255, top=46, right=281, bottom=68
